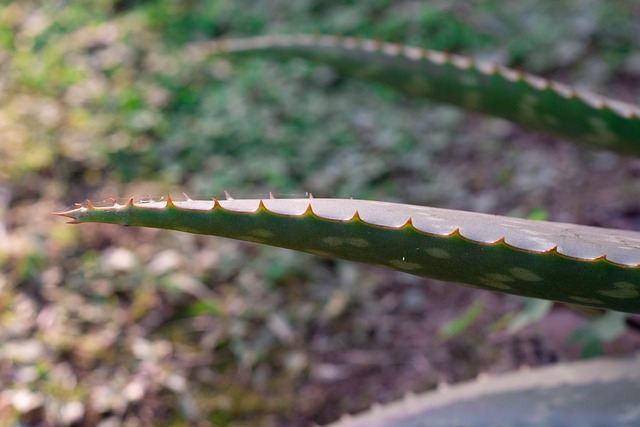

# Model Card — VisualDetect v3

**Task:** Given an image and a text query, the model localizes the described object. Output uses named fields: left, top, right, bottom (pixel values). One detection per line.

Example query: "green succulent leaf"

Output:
left=194, top=35, right=640, bottom=155
left=56, top=197, right=640, bottom=313
left=326, top=355, right=640, bottom=427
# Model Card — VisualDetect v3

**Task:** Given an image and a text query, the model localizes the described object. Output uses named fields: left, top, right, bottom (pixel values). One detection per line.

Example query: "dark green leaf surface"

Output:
left=57, top=197, right=640, bottom=313
left=195, top=35, right=640, bottom=154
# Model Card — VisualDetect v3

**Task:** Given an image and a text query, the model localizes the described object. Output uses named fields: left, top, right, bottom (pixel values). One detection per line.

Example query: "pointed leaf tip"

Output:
left=52, top=208, right=81, bottom=224
left=52, top=210, right=73, bottom=218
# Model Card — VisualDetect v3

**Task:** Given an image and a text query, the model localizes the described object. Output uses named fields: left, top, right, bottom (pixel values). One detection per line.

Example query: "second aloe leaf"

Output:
left=194, top=35, right=640, bottom=154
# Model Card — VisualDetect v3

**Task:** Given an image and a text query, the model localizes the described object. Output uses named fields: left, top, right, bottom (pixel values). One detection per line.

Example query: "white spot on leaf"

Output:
left=519, top=94, right=538, bottom=121
left=321, top=237, right=370, bottom=248
left=479, top=272, right=515, bottom=290
left=322, top=237, right=344, bottom=246
left=252, top=229, right=275, bottom=238
left=599, top=282, right=639, bottom=299
left=425, top=248, right=451, bottom=259
left=584, top=117, right=617, bottom=146
left=346, top=238, right=370, bottom=248
left=509, top=267, right=542, bottom=282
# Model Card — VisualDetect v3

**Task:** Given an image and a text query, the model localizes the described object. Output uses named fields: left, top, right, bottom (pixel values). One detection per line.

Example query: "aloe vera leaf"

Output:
left=326, top=355, right=640, bottom=427
left=194, top=35, right=640, bottom=155
left=56, top=197, right=640, bottom=314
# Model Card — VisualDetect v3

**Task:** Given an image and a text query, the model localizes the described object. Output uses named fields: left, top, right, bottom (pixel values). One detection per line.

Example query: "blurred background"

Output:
left=1, top=0, right=640, bottom=425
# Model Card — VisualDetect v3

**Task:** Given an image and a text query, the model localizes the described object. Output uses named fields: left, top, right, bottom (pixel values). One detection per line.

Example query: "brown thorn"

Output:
left=166, top=194, right=176, bottom=208
left=52, top=211, right=72, bottom=218
left=303, top=202, right=314, bottom=216
left=86, top=200, right=96, bottom=210
left=51, top=212, right=79, bottom=224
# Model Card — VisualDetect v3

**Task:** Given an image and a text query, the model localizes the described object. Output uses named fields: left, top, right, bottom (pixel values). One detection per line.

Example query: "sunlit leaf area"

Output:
left=1, top=1, right=639, bottom=425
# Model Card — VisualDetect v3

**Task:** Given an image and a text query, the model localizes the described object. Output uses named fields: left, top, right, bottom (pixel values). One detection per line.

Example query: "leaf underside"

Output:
left=57, top=197, right=640, bottom=313
left=326, top=355, right=640, bottom=427
left=193, top=34, right=640, bottom=155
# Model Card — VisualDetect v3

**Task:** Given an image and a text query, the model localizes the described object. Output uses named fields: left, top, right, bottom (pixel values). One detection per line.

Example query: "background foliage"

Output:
left=1, top=0, right=639, bottom=425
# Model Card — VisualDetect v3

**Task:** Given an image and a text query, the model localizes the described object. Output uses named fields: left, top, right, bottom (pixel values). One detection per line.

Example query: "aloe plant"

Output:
left=56, top=34, right=640, bottom=426
left=57, top=34, right=640, bottom=315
